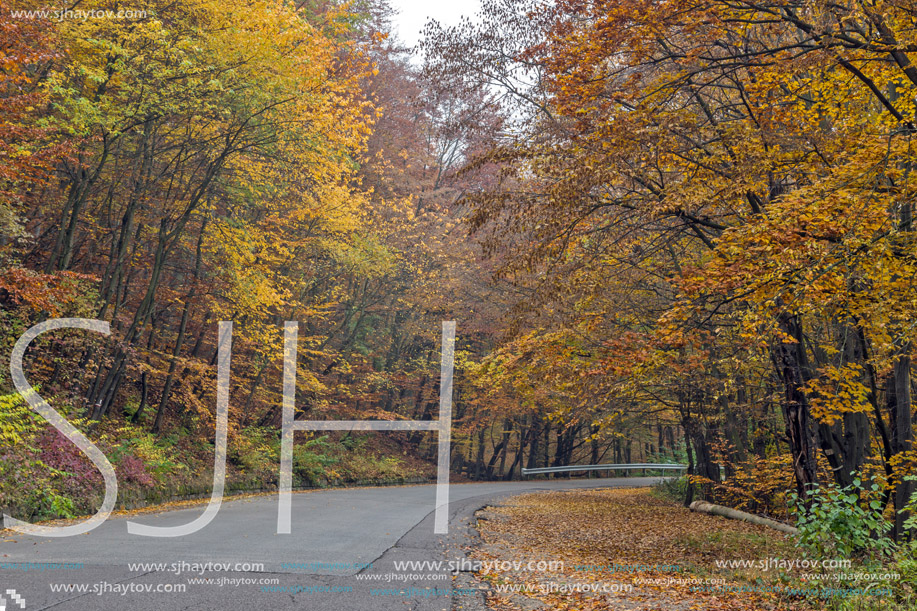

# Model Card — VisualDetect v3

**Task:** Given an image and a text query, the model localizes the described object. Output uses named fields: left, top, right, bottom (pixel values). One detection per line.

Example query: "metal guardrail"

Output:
left=521, top=463, right=687, bottom=476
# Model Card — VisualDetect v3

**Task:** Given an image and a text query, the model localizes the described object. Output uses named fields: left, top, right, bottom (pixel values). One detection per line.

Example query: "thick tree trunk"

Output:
left=683, top=426, right=696, bottom=507
left=486, top=420, right=511, bottom=479
left=474, top=426, right=486, bottom=480
left=505, top=416, right=528, bottom=480
left=888, top=355, right=914, bottom=541
left=590, top=425, right=600, bottom=476
left=543, top=421, right=551, bottom=468
left=526, top=417, right=541, bottom=469
left=498, top=419, right=511, bottom=477
left=772, top=312, right=818, bottom=500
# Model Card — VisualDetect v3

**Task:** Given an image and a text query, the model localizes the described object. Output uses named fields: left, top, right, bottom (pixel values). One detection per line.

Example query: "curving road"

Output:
left=0, top=477, right=663, bottom=610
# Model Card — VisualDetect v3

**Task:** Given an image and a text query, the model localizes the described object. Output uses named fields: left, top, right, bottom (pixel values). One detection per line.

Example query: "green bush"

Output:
left=123, top=431, right=187, bottom=478
left=48, top=490, right=77, bottom=519
left=292, top=436, right=339, bottom=486
left=788, top=477, right=896, bottom=560
left=892, top=479, right=917, bottom=605
left=652, top=475, right=690, bottom=503
left=228, top=427, right=279, bottom=475
left=338, top=453, right=410, bottom=482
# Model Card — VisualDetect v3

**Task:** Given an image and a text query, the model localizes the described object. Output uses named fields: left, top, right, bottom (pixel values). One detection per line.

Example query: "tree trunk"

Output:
left=474, top=425, right=486, bottom=480
left=690, top=501, right=798, bottom=534
left=527, top=416, right=541, bottom=469
left=131, top=372, right=149, bottom=424
left=888, top=355, right=914, bottom=541
left=772, top=312, right=818, bottom=500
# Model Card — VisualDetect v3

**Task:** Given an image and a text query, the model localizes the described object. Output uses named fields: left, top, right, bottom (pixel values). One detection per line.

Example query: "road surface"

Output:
left=0, top=477, right=662, bottom=610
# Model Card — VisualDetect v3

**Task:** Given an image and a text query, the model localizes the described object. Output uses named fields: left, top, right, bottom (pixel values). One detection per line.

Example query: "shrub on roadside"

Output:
left=788, top=478, right=895, bottom=561
left=228, top=426, right=279, bottom=476
left=652, top=475, right=690, bottom=503
left=292, top=435, right=339, bottom=486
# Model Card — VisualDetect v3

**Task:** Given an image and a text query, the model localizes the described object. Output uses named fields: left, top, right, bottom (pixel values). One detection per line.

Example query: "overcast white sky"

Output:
left=387, top=0, right=482, bottom=48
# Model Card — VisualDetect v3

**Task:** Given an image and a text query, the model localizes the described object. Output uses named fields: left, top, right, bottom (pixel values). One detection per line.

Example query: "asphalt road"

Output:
left=0, top=477, right=663, bottom=610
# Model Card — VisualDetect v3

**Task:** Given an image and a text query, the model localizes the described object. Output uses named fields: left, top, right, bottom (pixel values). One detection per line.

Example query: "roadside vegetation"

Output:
left=470, top=486, right=917, bottom=611
left=1, top=392, right=430, bottom=521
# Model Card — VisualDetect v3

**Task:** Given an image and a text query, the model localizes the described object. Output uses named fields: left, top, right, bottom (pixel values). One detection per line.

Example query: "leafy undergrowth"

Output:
left=0, top=394, right=434, bottom=522
left=470, top=488, right=813, bottom=611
